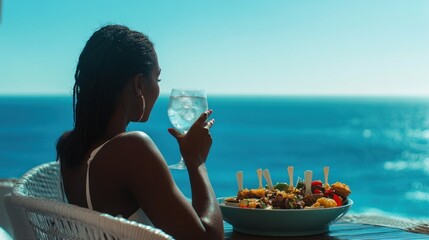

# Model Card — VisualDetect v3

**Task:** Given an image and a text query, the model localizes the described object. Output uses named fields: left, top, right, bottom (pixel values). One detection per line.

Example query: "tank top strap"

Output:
left=87, top=140, right=111, bottom=165
left=86, top=133, right=125, bottom=210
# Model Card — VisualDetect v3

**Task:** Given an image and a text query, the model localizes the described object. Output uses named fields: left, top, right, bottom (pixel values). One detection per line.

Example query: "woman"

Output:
left=56, top=24, right=224, bottom=240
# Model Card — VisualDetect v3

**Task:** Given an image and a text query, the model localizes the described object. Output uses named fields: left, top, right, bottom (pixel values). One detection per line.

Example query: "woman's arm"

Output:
left=122, top=110, right=223, bottom=240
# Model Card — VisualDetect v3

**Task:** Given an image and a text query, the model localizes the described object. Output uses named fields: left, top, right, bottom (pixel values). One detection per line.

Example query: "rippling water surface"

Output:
left=1, top=96, right=428, bottom=219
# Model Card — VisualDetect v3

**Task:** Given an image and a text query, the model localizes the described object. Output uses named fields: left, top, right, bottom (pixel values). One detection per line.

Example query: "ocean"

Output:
left=1, top=95, right=429, bottom=219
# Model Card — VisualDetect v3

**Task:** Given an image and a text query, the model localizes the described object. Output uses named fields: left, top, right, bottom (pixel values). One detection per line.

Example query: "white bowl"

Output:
left=218, top=197, right=353, bottom=236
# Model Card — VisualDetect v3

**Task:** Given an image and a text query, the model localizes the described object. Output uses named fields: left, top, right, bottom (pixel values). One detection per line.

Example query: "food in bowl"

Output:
left=224, top=180, right=351, bottom=210
left=219, top=197, right=353, bottom=236
left=219, top=168, right=353, bottom=236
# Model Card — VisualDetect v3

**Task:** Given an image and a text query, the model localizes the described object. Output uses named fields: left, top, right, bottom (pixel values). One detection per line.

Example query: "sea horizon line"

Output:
left=0, top=93, right=428, bottom=100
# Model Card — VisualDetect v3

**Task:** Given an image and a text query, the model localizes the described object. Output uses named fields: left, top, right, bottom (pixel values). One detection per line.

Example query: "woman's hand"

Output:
left=168, top=110, right=215, bottom=169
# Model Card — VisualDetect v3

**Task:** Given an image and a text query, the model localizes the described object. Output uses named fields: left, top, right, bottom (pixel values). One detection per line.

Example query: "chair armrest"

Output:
left=4, top=193, right=36, bottom=240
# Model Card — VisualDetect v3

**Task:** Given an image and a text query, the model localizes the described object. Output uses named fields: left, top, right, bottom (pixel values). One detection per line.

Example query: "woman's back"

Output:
left=61, top=133, right=138, bottom=216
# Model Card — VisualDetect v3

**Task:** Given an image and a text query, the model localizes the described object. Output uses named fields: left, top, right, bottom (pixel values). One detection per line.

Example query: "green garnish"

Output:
left=274, top=182, right=289, bottom=191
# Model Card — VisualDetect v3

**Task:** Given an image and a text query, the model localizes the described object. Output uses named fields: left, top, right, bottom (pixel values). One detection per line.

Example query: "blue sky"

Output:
left=0, top=0, right=428, bottom=96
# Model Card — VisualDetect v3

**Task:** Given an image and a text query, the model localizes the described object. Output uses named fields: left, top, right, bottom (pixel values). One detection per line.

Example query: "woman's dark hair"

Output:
left=56, top=24, right=156, bottom=166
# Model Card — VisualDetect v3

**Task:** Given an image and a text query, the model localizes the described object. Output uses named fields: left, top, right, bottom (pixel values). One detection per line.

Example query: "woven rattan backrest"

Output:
left=12, top=162, right=174, bottom=240
left=18, top=162, right=60, bottom=200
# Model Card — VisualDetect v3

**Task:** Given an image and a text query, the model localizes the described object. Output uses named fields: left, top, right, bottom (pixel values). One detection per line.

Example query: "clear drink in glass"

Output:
left=167, top=89, right=208, bottom=170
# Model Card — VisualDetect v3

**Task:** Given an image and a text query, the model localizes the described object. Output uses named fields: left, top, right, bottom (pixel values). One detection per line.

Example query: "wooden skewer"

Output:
left=236, top=171, right=243, bottom=192
left=257, top=168, right=263, bottom=189
left=287, top=166, right=294, bottom=187
left=263, top=169, right=274, bottom=189
left=304, top=170, right=313, bottom=195
left=324, top=166, right=330, bottom=188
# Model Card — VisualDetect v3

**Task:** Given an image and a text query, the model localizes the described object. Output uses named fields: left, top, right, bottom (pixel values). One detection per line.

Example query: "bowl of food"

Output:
left=218, top=168, right=353, bottom=236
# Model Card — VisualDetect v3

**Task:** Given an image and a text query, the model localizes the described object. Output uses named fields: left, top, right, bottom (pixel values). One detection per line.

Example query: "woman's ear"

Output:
left=133, top=73, right=144, bottom=95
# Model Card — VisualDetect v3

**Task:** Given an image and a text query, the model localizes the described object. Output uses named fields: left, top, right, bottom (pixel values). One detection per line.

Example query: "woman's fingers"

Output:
left=170, top=109, right=215, bottom=166
left=204, top=119, right=215, bottom=130
left=195, top=109, right=213, bottom=126
left=168, top=128, right=181, bottom=139
left=193, top=110, right=214, bottom=132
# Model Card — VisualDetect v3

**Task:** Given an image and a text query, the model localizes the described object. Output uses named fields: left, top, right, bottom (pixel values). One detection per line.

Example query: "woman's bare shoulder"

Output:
left=113, top=131, right=158, bottom=152
left=117, top=130, right=151, bottom=141
left=107, top=131, right=166, bottom=169
left=107, top=131, right=173, bottom=192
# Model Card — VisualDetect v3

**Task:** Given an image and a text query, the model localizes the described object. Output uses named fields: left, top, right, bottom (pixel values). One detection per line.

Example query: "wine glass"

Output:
left=167, top=88, right=208, bottom=170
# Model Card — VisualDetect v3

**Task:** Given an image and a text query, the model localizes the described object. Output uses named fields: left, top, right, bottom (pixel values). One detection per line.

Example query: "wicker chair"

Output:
left=0, top=178, right=18, bottom=239
left=4, top=193, right=35, bottom=240
left=11, top=162, right=174, bottom=240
